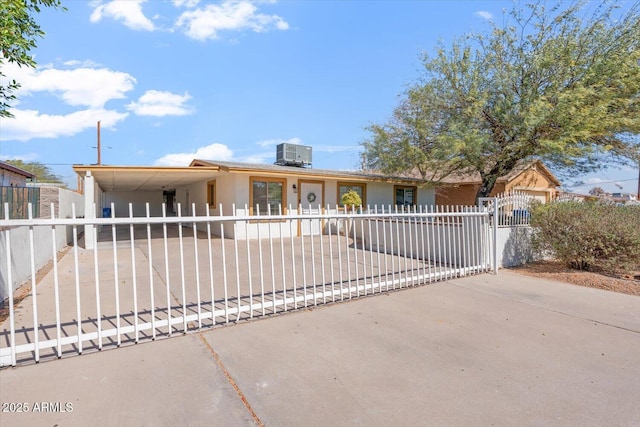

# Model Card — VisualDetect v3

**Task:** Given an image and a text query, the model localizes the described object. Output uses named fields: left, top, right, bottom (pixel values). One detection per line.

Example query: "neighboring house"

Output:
left=555, top=191, right=592, bottom=202
left=1, top=161, right=38, bottom=219
left=610, top=193, right=638, bottom=204
left=434, top=160, right=560, bottom=205
left=0, top=160, right=35, bottom=186
left=73, top=156, right=433, bottom=242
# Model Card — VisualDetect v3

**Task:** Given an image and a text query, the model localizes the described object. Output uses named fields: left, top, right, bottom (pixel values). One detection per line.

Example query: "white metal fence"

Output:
left=1, top=202, right=494, bottom=367
left=478, top=191, right=536, bottom=227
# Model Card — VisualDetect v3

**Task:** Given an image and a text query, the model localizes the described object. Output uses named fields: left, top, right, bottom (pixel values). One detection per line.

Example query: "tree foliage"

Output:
left=5, top=159, right=63, bottom=183
left=362, top=1, right=640, bottom=200
left=588, top=186, right=607, bottom=196
left=0, top=0, right=64, bottom=118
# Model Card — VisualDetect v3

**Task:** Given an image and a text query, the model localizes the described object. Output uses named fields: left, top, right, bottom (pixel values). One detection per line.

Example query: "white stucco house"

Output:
left=73, top=157, right=434, bottom=244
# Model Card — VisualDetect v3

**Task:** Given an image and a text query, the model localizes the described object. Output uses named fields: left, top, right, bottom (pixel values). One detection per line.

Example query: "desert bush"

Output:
left=530, top=201, right=640, bottom=274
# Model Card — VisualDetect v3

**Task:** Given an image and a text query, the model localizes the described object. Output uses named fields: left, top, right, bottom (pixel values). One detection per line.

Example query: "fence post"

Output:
left=83, top=171, right=96, bottom=249
left=493, top=198, right=499, bottom=274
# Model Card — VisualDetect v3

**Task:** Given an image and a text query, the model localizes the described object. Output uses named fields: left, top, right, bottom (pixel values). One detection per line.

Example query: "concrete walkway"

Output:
left=1, top=271, right=639, bottom=426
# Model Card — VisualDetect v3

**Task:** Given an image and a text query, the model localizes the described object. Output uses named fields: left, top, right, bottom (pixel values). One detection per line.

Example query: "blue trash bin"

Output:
left=512, top=209, right=530, bottom=225
left=102, top=207, right=112, bottom=218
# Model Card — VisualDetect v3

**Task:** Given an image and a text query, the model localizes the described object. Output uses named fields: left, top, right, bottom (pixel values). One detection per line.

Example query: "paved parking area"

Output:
left=1, top=270, right=639, bottom=426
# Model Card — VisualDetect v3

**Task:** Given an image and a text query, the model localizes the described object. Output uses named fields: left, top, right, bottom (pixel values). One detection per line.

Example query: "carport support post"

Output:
left=84, top=171, right=95, bottom=250
left=492, top=198, right=498, bottom=274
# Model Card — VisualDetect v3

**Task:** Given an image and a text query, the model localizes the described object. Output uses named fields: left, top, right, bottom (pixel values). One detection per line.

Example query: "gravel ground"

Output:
left=510, top=261, right=640, bottom=296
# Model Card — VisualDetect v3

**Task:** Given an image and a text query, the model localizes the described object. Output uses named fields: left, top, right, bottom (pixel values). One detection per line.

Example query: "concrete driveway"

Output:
left=1, top=270, right=639, bottom=426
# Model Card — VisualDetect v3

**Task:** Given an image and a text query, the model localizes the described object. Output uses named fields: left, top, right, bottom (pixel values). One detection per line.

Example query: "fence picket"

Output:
left=146, top=203, right=156, bottom=339
left=129, top=204, right=139, bottom=343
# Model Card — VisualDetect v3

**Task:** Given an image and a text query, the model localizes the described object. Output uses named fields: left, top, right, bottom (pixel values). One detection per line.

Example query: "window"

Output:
left=395, top=185, right=417, bottom=207
left=337, top=182, right=366, bottom=207
left=250, top=177, right=286, bottom=215
left=207, top=180, right=216, bottom=207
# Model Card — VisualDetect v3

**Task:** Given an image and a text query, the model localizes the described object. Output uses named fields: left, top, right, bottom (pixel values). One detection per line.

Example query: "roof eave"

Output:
left=0, top=161, right=36, bottom=179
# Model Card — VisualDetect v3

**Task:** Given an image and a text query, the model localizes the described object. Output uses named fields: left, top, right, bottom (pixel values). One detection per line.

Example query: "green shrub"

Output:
left=530, top=201, right=640, bottom=274
left=341, top=190, right=362, bottom=209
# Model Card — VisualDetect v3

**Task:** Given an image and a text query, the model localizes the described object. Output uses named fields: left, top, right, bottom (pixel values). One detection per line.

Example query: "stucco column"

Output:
left=83, top=172, right=95, bottom=249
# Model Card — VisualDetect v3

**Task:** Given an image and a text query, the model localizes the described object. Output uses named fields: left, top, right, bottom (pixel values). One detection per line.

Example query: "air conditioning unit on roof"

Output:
left=275, top=143, right=312, bottom=167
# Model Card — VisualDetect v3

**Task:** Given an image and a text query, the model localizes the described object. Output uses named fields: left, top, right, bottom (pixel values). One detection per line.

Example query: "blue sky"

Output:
left=0, top=0, right=638, bottom=195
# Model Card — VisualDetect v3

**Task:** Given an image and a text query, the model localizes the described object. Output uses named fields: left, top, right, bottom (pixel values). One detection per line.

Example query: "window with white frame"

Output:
left=395, top=185, right=416, bottom=207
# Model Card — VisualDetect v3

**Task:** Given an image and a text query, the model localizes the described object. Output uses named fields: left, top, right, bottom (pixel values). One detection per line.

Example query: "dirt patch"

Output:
left=510, top=260, right=640, bottom=296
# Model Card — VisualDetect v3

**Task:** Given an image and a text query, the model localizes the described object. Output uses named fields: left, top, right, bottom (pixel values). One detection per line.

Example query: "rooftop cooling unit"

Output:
left=275, top=143, right=312, bottom=167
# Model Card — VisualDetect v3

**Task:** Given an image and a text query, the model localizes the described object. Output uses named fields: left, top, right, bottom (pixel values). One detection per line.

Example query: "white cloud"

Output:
left=313, top=145, right=359, bottom=153
left=155, top=143, right=234, bottom=166
left=126, top=90, right=193, bottom=116
left=0, top=108, right=129, bottom=142
left=238, top=153, right=271, bottom=163
left=172, top=0, right=200, bottom=7
left=0, top=61, right=134, bottom=141
left=475, top=11, right=493, bottom=20
left=90, top=0, right=155, bottom=31
left=256, top=137, right=301, bottom=148
left=0, top=153, right=39, bottom=162
left=175, top=0, right=289, bottom=40
left=62, top=59, right=101, bottom=68
left=4, top=62, right=136, bottom=109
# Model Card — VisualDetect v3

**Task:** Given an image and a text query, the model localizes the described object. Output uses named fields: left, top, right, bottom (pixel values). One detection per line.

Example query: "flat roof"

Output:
left=74, top=161, right=429, bottom=192
left=73, top=165, right=220, bottom=192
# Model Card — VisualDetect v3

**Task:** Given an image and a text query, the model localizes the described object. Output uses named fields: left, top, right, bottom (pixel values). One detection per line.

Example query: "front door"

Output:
left=299, top=180, right=324, bottom=236
left=163, top=190, right=176, bottom=216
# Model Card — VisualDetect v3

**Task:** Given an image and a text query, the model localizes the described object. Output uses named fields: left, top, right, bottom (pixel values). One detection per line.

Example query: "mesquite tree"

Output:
left=0, top=0, right=65, bottom=117
left=362, top=1, right=640, bottom=200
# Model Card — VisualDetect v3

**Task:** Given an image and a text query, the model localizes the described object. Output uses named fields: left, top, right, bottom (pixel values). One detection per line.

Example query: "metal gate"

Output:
left=1, top=203, right=494, bottom=366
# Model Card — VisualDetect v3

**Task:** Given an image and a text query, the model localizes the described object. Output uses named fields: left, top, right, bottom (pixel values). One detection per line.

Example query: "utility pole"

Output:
left=97, top=120, right=101, bottom=165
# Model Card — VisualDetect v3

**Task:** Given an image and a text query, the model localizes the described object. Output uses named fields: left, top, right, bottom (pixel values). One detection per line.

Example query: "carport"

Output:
left=73, top=165, right=220, bottom=248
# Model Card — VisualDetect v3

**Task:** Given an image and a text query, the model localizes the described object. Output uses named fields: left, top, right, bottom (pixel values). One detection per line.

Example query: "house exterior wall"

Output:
left=174, top=184, right=204, bottom=216
left=504, top=169, right=556, bottom=202
left=104, top=190, right=165, bottom=217
left=418, top=187, right=435, bottom=207
left=365, top=182, right=391, bottom=206
left=40, top=187, right=85, bottom=219
left=215, top=173, right=242, bottom=212
left=81, top=167, right=437, bottom=239
left=0, top=169, right=29, bottom=187
left=223, top=173, right=295, bottom=239
left=166, top=174, right=436, bottom=239
left=507, top=169, right=553, bottom=190
left=436, top=184, right=481, bottom=206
